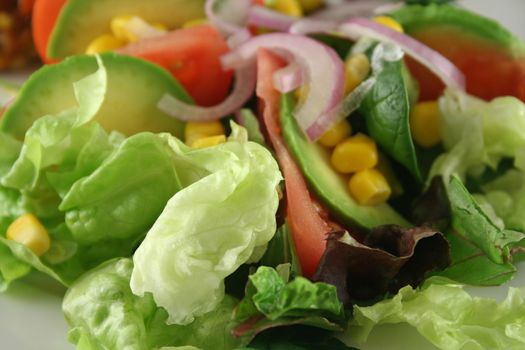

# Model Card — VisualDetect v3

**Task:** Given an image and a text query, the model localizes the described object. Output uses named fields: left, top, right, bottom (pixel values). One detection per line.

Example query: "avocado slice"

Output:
left=391, top=5, right=525, bottom=56
left=1, top=53, right=191, bottom=139
left=280, top=94, right=409, bottom=229
left=390, top=4, right=525, bottom=102
left=48, top=0, right=205, bottom=59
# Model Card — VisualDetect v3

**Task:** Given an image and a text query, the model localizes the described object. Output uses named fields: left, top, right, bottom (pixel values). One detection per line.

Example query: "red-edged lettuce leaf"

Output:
left=313, top=226, right=450, bottom=306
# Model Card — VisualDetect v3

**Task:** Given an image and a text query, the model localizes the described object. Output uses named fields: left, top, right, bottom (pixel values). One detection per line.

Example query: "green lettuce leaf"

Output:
left=2, top=56, right=107, bottom=193
left=446, top=175, right=525, bottom=264
left=344, top=277, right=525, bottom=350
left=64, top=258, right=242, bottom=350
left=60, top=132, right=184, bottom=245
left=232, top=266, right=344, bottom=344
left=131, top=124, right=282, bottom=325
left=430, top=89, right=525, bottom=182
left=0, top=242, right=31, bottom=291
left=237, top=109, right=267, bottom=147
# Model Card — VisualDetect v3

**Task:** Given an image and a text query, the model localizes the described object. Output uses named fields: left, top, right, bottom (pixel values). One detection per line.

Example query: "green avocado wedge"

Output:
left=280, top=94, right=409, bottom=229
left=389, top=4, right=525, bottom=103
left=391, top=4, right=525, bottom=56
left=0, top=53, right=191, bottom=140
left=48, top=0, right=205, bottom=59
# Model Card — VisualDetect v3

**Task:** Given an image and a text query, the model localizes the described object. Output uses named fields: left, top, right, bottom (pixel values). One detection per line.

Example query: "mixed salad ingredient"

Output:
left=1, top=0, right=525, bottom=349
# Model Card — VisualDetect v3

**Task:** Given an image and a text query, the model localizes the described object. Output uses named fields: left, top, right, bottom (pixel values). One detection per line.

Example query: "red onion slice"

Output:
left=157, top=65, right=256, bottom=122
left=339, top=18, right=466, bottom=90
left=205, top=0, right=252, bottom=36
left=273, top=62, right=303, bottom=93
left=289, top=18, right=338, bottom=35
left=247, top=5, right=297, bottom=32
left=222, top=33, right=345, bottom=141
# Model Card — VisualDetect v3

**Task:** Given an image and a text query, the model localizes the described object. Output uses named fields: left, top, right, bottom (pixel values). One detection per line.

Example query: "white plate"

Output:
left=1, top=1, right=524, bottom=349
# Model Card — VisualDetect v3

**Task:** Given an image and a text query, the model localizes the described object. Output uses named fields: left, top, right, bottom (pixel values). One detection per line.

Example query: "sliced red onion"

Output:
left=222, top=33, right=345, bottom=141
left=227, top=28, right=252, bottom=48
left=158, top=65, right=256, bottom=122
left=272, top=62, right=303, bottom=93
left=311, top=0, right=393, bottom=21
left=205, top=0, right=252, bottom=36
left=309, top=42, right=405, bottom=139
left=289, top=18, right=338, bottom=35
left=338, top=18, right=466, bottom=90
left=246, top=5, right=297, bottom=32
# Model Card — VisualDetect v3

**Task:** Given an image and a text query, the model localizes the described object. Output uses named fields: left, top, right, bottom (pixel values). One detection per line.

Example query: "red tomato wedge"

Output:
left=118, top=25, right=233, bottom=107
left=406, top=27, right=525, bottom=102
left=256, top=48, right=330, bottom=278
left=32, top=0, right=66, bottom=64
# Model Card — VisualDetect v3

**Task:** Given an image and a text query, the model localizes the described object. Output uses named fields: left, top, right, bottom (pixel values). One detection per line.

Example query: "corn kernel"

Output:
left=318, top=120, right=352, bottom=147
left=85, top=34, right=126, bottom=54
left=185, top=121, right=225, bottom=145
left=331, top=133, right=378, bottom=174
left=344, top=53, right=371, bottom=94
left=373, top=16, right=404, bottom=33
left=270, top=0, right=303, bottom=17
left=191, top=135, right=227, bottom=148
left=298, top=0, right=324, bottom=13
left=182, top=18, right=208, bottom=28
left=111, top=15, right=135, bottom=41
left=348, top=168, right=392, bottom=205
left=6, top=214, right=51, bottom=256
left=410, top=101, right=441, bottom=148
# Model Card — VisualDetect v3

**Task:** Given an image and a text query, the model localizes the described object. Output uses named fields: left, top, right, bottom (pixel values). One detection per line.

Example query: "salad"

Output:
left=1, top=0, right=525, bottom=349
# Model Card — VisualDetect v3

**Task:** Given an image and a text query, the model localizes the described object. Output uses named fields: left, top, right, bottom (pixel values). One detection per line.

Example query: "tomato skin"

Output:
left=257, top=48, right=330, bottom=278
left=406, top=27, right=525, bottom=102
left=32, top=0, right=66, bottom=64
left=118, top=25, right=233, bottom=107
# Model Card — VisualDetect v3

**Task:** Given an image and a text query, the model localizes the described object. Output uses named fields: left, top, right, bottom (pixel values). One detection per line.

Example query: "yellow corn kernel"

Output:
left=348, top=168, right=392, bottom=205
left=331, top=133, right=378, bottom=174
left=318, top=120, right=352, bottom=147
left=344, top=53, right=371, bottom=94
left=410, top=101, right=441, bottom=148
left=85, top=34, right=126, bottom=54
left=152, top=23, right=168, bottom=31
left=271, top=0, right=303, bottom=17
left=111, top=15, right=136, bottom=41
left=191, top=134, right=227, bottom=148
left=6, top=214, right=51, bottom=256
left=373, top=16, right=404, bottom=33
left=298, top=0, right=324, bottom=13
left=182, top=18, right=208, bottom=28
left=185, top=121, right=225, bottom=145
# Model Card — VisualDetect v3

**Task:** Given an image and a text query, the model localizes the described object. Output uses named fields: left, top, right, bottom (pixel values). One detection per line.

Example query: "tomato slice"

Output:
left=118, top=25, right=233, bottom=107
left=32, top=0, right=66, bottom=64
left=406, top=26, right=525, bottom=102
left=256, top=48, right=330, bottom=278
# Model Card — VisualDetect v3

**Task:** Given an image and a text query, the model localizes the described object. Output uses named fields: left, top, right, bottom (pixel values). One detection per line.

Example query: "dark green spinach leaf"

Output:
left=359, top=59, right=422, bottom=182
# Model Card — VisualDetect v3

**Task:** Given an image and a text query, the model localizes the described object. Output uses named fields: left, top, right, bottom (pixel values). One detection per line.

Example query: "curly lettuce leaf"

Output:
left=430, top=89, right=525, bottom=182
left=344, top=277, right=525, bottom=350
left=232, top=266, right=343, bottom=344
left=64, top=258, right=242, bottom=350
left=60, top=132, right=183, bottom=245
left=2, top=56, right=107, bottom=193
left=131, top=125, right=282, bottom=325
